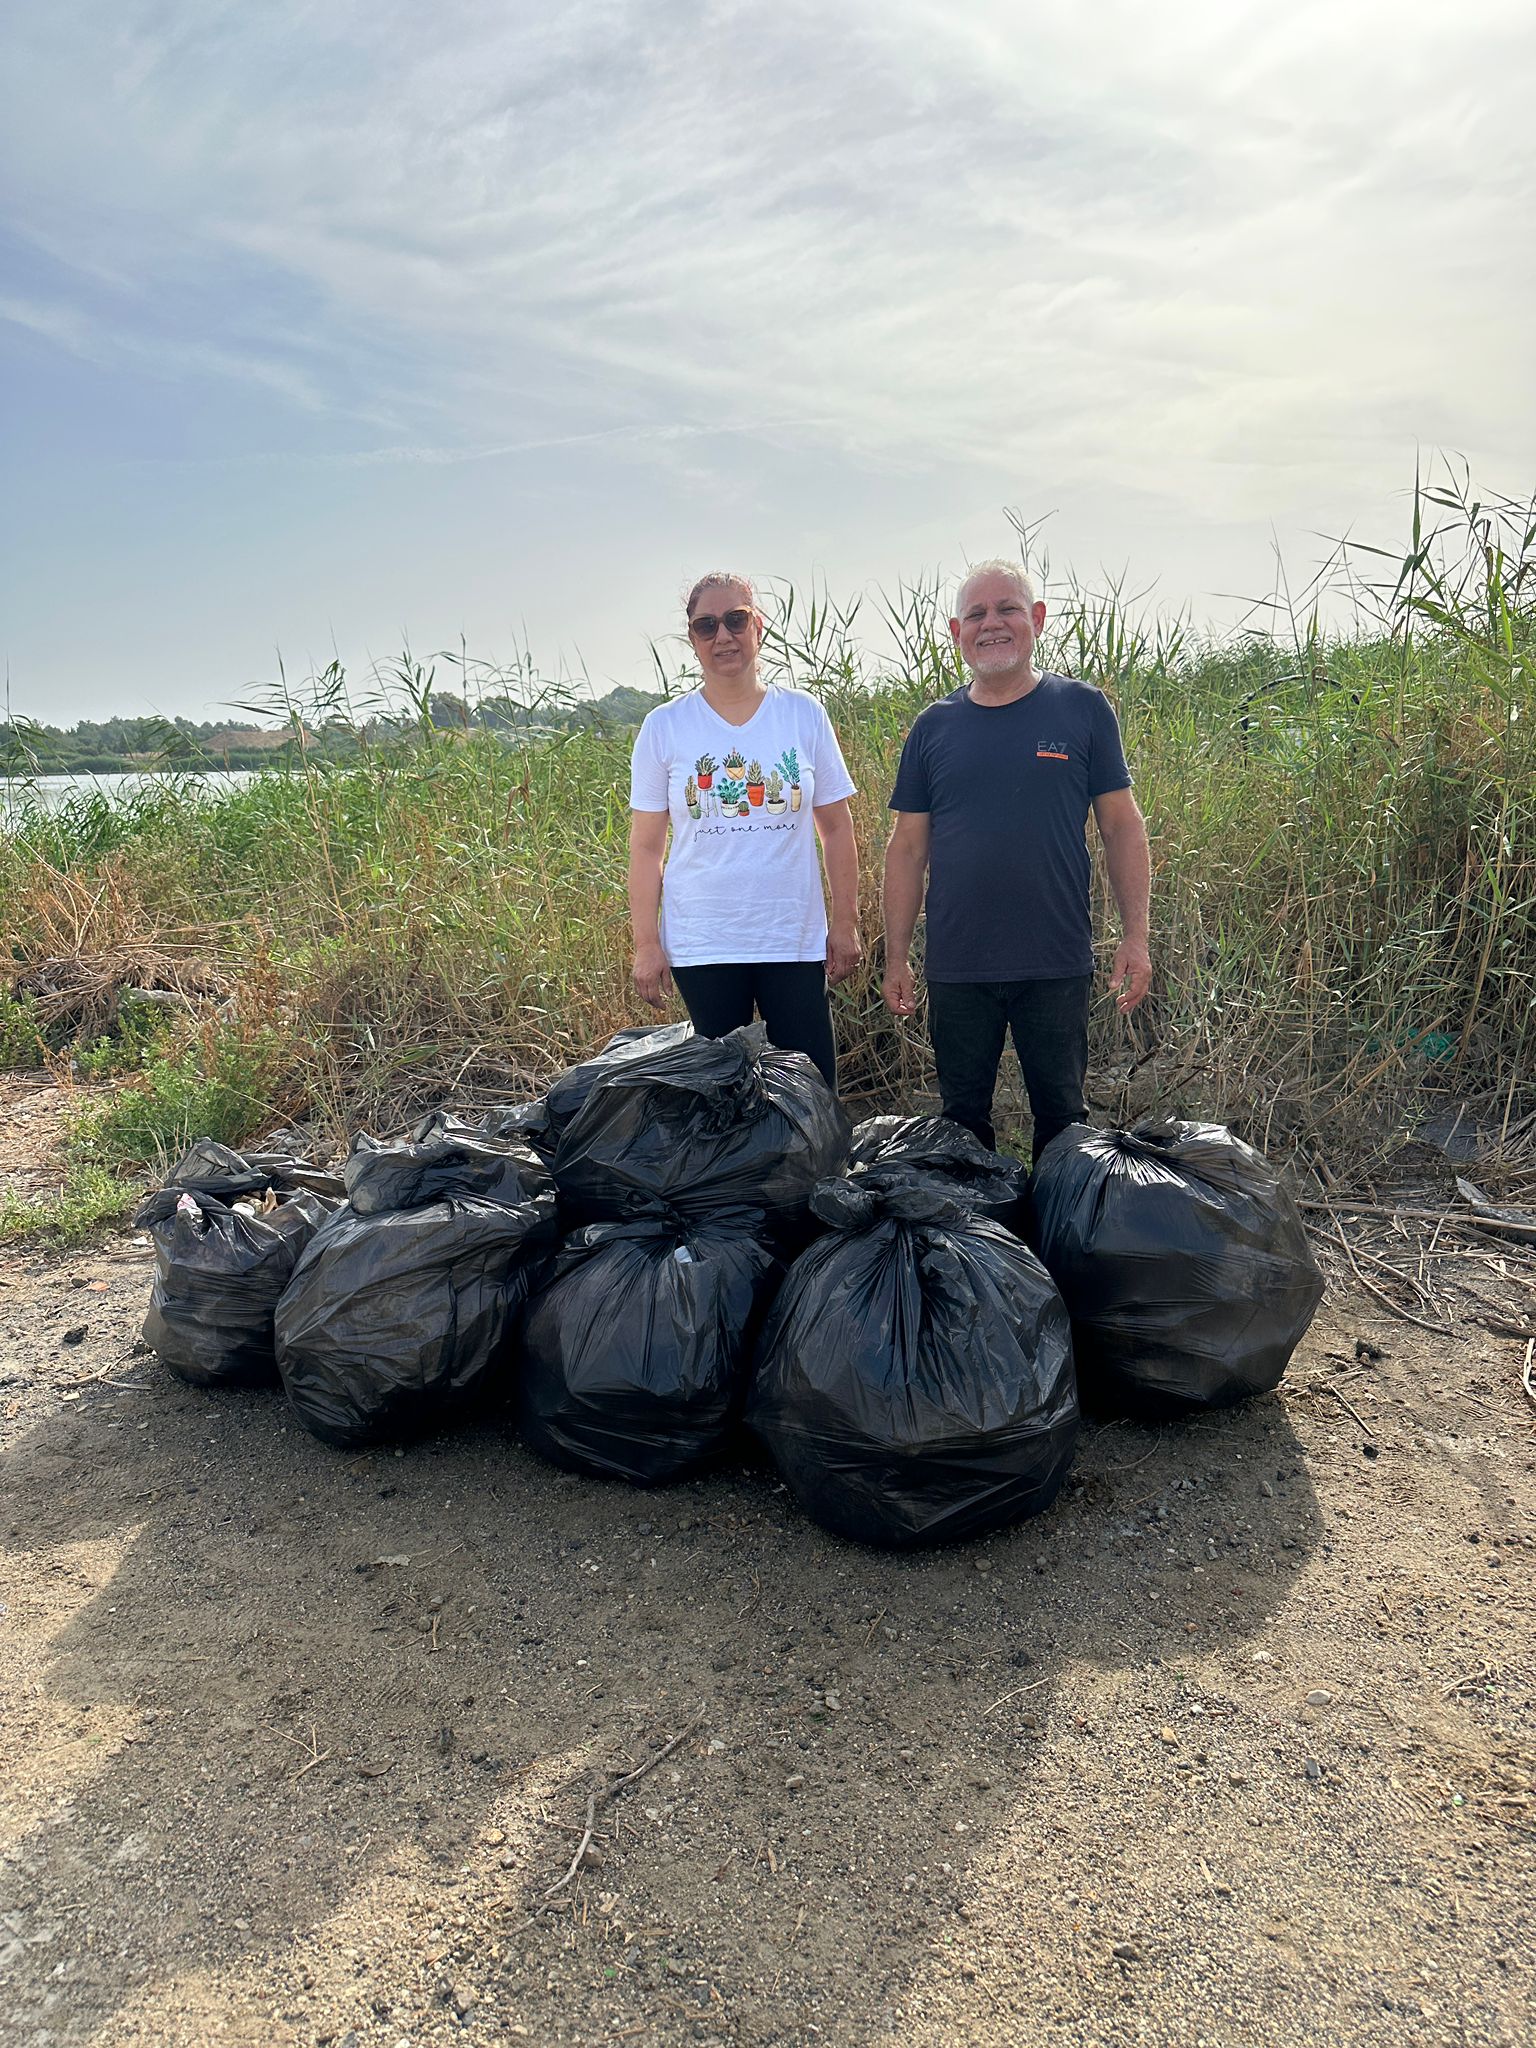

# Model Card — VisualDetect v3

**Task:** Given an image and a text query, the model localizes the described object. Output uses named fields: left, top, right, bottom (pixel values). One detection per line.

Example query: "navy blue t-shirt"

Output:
left=888, top=674, right=1132, bottom=981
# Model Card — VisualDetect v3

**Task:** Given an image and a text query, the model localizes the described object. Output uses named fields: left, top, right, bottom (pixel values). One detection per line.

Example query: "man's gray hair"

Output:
left=954, top=558, right=1038, bottom=616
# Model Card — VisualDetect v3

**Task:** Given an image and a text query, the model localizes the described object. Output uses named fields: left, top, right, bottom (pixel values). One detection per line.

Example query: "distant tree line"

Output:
left=2, top=686, right=666, bottom=775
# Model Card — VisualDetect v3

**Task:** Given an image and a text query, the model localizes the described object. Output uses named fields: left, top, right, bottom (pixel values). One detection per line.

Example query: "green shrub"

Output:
left=69, top=1015, right=295, bottom=1174
left=70, top=1002, right=176, bottom=1081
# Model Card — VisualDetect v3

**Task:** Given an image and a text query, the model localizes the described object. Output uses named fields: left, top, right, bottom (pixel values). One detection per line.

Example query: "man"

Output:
left=882, top=560, right=1152, bottom=1163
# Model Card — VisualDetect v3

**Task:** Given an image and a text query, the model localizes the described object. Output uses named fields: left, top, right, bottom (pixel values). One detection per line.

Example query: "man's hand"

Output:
left=826, top=923, right=864, bottom=987
left=1107, top=939, right=1153, bottom=1014
left=632, top=941, right=673, bottom=1011
left=882, top=959, right=918, bottom=1017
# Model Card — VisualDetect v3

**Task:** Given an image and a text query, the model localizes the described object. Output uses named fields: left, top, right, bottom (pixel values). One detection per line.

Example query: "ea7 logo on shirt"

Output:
left=1036, top=739, right=1071, bottom=761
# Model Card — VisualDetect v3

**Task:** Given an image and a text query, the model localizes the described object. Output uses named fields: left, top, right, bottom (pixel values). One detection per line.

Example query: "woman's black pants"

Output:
left=670, top=961, right=837, bottom=1090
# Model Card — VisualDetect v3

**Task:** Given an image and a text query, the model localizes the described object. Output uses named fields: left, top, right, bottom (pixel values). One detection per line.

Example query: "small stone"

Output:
left=1158, top=1728, right=1179, bottom=1747
left=973, top=1559, right=992, bottom=1573
left=960, top=1962, right=977, bottom=1980
left=636, top=1521, right=653, bottom=1535
left=707, top=1737, right=726, bottom=1754
left=1259, top=1481, right=1274, bottom=1499
left=1214, top=1881, right=1233, bottom=1898
left=1228, top=1770, right=1247, bottom=1787
left=577, top=1843, right=604, bottom=1871
left=62, top=1326, right=88, bottom=1346
left=1112, top=1941, right=1140, bottom=1962
left=1305, top=1690, right=1333, bottom=1707
left=1304, top=1758, right=1323, bottom=1782
left=785, top=1774, right=805, bottom=1791
left=823, top=1693, right=841, bottom=1712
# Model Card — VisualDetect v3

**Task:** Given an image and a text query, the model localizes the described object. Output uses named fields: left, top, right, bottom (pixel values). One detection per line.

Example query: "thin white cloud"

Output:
left=1, top=0, right=1531, bottom=648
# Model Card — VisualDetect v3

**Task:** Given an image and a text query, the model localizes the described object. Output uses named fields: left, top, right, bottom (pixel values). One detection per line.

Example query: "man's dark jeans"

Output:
left=927, top=976, right=1091, bottom=1165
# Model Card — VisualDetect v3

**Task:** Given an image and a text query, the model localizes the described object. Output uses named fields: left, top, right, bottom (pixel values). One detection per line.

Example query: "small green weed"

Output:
left=0, top=991, right=47, bottom=1069
left=0, top=1162, right=138, bottom=1248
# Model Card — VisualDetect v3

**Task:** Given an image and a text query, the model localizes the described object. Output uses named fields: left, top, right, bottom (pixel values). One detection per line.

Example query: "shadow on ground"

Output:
left=1, top=1282, right=1322, bottom=2047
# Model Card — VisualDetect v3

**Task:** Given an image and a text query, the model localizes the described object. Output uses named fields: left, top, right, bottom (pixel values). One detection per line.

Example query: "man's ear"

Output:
left=948, top=617, right=962, bottom=643
left=1032, top=601, right=1047, bottom=633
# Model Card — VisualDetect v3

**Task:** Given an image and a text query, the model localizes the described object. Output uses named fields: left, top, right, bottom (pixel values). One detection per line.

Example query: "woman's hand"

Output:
left=632, top=941, right=673, bottom=1011
left=826, top=922, right=864, bottom=986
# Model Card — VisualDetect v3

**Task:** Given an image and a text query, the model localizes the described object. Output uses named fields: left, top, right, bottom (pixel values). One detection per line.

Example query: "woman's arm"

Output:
left=628, top=809, right=672, bottom=1009
left=813, top=798, right=863, bottom=985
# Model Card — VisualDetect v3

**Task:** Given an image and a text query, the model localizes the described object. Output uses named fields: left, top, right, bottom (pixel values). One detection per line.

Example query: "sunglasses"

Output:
left=688, top=608, right=755, bottom=640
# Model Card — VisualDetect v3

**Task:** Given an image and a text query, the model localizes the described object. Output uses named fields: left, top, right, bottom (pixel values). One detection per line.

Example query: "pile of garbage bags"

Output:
left=138, top=1023, right=1324, bottom=1548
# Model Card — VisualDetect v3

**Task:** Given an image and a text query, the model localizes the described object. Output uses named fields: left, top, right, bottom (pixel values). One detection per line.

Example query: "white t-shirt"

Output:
left=629, top=685, right=857, bottom=966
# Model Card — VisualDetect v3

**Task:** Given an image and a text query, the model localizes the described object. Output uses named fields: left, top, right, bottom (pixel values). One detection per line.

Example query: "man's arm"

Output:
left=1092, top=787, right=1152, bottom=1014
left=813, top=798, right=863, bottom=985
left=628, top=809, right=672, bottom=1009
left=881, top=810, right=931, bottom=1016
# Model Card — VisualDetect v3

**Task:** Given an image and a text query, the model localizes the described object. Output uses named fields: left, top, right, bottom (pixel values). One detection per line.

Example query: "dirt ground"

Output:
left=3, top=1090, right=1534, bottom=2048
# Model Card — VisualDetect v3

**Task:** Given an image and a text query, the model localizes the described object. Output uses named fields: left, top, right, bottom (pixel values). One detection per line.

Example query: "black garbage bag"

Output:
left=849, top=1114, right=1029, bottom=1234
left=748, top=1175, right=1078, bottom=1548
left=476, top=1098, right=557, bottom=1158
left=135, top=1140, right=344, bottom=1389
left=137, top=1188, right=340, bottom=1391
left=275, top=1135, right=557, bottom=1448
left=143, top=1136, right=344, bottom=1206
left=1027, top=1120, right=1325, bottom=1413
left=552, top=1023, right=850, bottom=1232
left=542, top=1023, right=695, bottom=1144
left=345, top=1113, right=553, bottom=1214
left=518, top=1214, right=781, bottom=1485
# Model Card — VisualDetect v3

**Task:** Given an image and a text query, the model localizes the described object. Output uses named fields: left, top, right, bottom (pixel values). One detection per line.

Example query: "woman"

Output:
left=628, top=571, right=862, bottom=1089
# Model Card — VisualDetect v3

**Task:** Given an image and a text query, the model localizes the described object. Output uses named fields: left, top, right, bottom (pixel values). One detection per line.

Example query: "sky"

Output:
left=2, top=0, right=1533, bottom=725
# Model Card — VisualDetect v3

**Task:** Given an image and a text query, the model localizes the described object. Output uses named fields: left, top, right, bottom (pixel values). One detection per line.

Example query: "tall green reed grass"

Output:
left=2, top=465, right=1531, bottom=1180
